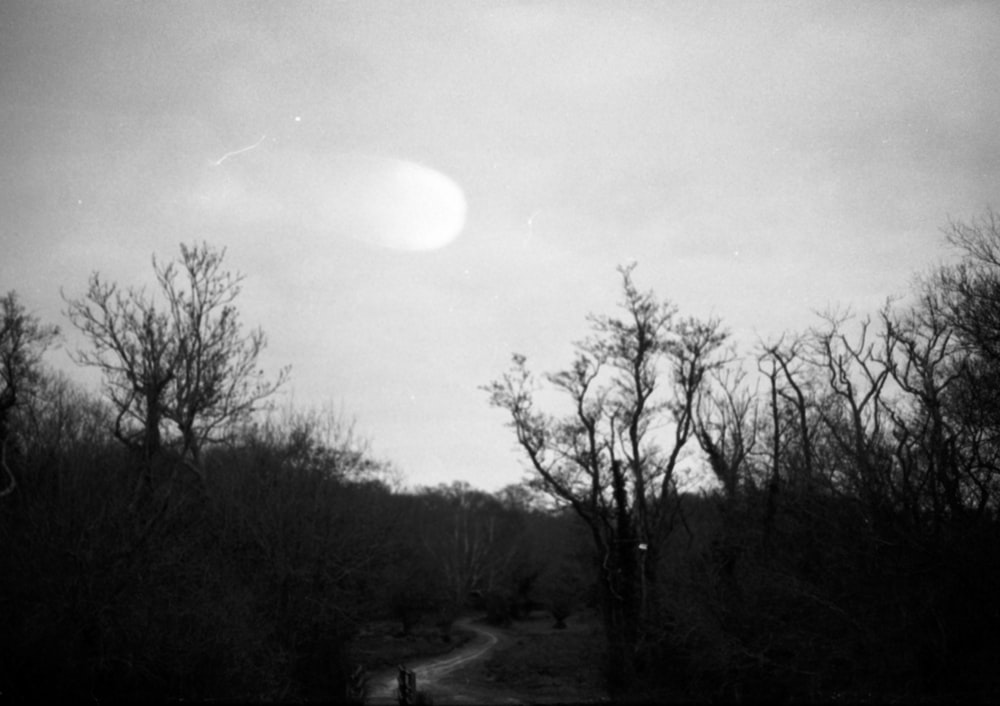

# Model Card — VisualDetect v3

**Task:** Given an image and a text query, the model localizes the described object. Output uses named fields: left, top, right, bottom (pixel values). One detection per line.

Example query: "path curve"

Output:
left=367, top=617, right=505, bottom=703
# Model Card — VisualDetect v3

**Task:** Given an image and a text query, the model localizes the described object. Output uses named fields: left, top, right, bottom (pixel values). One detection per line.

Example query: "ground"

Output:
left=353, top=612, right=609, bottom=705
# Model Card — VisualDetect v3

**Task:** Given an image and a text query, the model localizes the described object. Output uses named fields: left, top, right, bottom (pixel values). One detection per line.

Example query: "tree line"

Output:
left=487, top=209, right=1000, bottom=701
left=4, top=210, right=1000, bottom=702
left=0, top=243, right=588, bottom=702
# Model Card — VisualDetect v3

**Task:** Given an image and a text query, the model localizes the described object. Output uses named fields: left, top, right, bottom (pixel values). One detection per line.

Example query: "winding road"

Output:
left=366, top=617, right=517, bottom=705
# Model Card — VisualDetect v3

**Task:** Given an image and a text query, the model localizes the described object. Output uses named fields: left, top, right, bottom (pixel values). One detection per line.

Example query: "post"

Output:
left=397, top=664, right=417, bottom=705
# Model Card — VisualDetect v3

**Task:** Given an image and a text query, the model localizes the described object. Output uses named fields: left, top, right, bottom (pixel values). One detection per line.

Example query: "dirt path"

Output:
left=366, top=617, right=521, bottom=705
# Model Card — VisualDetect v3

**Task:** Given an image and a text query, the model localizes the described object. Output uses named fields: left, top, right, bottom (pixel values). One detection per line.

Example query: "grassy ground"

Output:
left=351, top=611, right=610, bottom=704
left=479, top=611, right=609, bottom=704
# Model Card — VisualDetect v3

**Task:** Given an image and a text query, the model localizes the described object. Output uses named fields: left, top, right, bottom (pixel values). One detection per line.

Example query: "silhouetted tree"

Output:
left=156, top=244, right=289, bottom=469
left=695, top=363, right=760, bottom=501
left=65, top=242, right=287, bottom=506
left=0, top=291, right=59, bottom=497
left=931, top=209, right=1000, bottom=511
left=486, top=264, right=727, bottom=687
left=810, top=311, right=893, bottom=505
left=937, top=209, right=1000, bottom=365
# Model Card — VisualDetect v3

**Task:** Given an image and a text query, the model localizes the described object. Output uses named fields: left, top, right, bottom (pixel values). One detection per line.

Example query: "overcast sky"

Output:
left=2, top=1, right=998, bottom=491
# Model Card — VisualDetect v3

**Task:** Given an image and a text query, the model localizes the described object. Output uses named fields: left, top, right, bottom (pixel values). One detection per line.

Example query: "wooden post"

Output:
left=397, top=664, right=417, bottom=705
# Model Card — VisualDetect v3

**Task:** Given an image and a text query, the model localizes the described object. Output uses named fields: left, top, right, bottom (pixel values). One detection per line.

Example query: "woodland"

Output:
left=3, top=212, right=1000, bottom=703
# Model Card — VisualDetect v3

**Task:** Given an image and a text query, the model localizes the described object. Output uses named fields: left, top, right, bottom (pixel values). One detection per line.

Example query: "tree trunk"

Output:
left=597, top=539, right=642, bottom=689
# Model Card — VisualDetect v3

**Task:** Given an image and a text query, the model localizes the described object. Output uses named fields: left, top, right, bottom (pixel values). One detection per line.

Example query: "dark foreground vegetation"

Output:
left=3, top=213, right=1000, bottom=703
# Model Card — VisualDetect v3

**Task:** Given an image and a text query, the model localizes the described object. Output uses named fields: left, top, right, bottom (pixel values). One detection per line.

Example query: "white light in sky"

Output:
left=321, top=156, right=467, bottom=251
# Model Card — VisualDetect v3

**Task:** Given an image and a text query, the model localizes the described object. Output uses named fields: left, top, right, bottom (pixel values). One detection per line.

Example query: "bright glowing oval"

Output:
left=321, top=156, right=467, bottom=251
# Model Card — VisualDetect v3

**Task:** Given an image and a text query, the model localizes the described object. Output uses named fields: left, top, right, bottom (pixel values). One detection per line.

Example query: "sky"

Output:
left=2, top=1, right=999, bottom=492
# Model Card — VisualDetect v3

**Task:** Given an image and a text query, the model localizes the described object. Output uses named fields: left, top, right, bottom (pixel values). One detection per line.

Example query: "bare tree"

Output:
left=65, top=242, right=287, bottom=506
left=156, top=243, right=289, bottom=470
left=881, top=286, right=980, bottom=527
left=758, top=334, right=821, bottom=489
left=0, top=291, right=59, bottom=497
left=695, top=363, right=760, bottom=501
left=65, top=274, right=174, bottom=506
left=753, top=334, right=822, bottom=539
left=932, top=210, right=1000, bottom=500
left=811, top=310, right=893, bottom=500
left=417, top=482, right=522, bottom=629
left=485, top=264, right=726, bottom=685
left=937, top=208, right=1000, bottom=363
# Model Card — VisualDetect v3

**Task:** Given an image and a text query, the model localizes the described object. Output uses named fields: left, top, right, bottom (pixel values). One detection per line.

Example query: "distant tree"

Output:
left=18, top=369, right=114, bottom=472
left=416, top=481, right=525, bottom=631
left=495, top=482, right=549, bottom=513
left=532, top=509, right=593, bottom=629
left=260, top=404, right=403, bottom=489
left=64, top=242, right=287, bottom=507
left=382, top=551, right=439, bottom=635
left=485, top=264, right=727, bottom=686
left=0, top=291, right=59, bottom=497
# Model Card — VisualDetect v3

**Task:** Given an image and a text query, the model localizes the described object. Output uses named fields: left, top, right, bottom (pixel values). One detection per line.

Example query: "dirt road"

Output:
left=366, top=617, right=521, bottom=705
